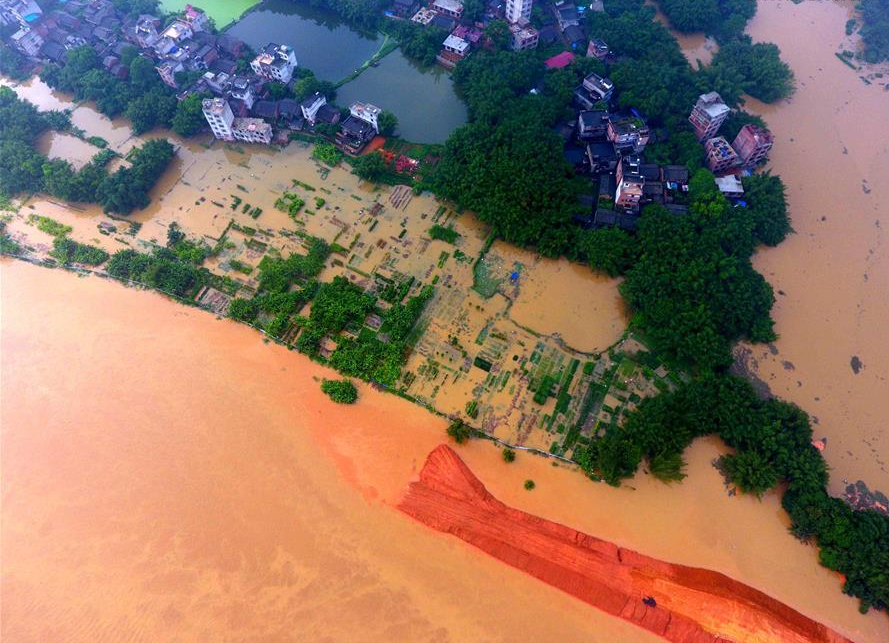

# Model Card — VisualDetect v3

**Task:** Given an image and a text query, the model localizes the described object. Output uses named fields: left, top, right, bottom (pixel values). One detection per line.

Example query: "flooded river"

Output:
left=742, top=0, right=889, bottom=493
left=2, top=261, right=886, bottom=642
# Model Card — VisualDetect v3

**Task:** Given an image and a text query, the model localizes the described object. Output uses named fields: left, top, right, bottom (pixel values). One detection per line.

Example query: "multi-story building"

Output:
left=615, top=155, right=644, bottom=212
left=704, top=136, right=739, bottom=174
left=509, top=22, right=539, bottom=51
left=607, top=116, right=650, bottom=154
left=226, top=75, right=253, bottom=108
left=350, top=102, right=382, bottom=133
left=156, top=59, right=184, bottom=88
left=715, top=175, right=744, bottom=198
left=505, top=0, right=532, bottom=25
left=182, top=4, right=210, bottom=32
left=577, top=110, right=609, bottom=140
left=689, top=91, right=730, bottom=141
left=251, top=43, right=297, bottom=83
left=582, top=72, right=613, bottom=102
left=300, top=92, right=326, bottom=125
left=432, top=0, right=463, bottom=19
left=0, top=0, right=42, bottom=28
left=232, top=118, right=272, bottom=145
left=732, top=123, right=773, bottom=169
left=586, top=37, right=609, bottom=60
left=202, top=97, right=235, bottom=141
left=10, top=26, right=41, bottom=56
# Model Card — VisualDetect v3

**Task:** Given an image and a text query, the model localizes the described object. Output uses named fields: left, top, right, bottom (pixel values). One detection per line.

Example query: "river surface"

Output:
left=741, top=0, right=889, bottom=494
left=1, top=263, right=885, bottom=642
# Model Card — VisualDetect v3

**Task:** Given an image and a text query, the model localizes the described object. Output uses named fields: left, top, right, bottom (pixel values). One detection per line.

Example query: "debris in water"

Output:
left=850, top=355, right=863, bottom=374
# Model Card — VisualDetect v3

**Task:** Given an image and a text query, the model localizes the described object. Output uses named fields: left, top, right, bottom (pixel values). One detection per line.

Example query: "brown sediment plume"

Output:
left=399, top=445, right=856, bottom=643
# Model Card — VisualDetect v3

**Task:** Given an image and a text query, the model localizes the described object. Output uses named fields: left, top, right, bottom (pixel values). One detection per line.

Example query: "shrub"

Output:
left=446, top=419, right=472, bottom=444
left=502, top=448, right=516, bottom=463
left=524, top=479, right=536, bottom=490
left=321, top=378, right=358, bottom=404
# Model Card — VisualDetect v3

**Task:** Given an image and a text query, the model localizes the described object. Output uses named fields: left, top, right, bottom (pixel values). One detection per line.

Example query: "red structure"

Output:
left=732, top=124, right=774, bottom=169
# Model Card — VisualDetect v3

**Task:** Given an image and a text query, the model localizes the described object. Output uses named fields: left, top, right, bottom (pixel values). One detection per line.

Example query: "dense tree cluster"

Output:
left=96, top=139, right=175, bottom=214
left=574, top=373, right=889, bottom=612
left=658, top=0, right=756, bottom=40
left=106, top=247, right=205, bottom=296
left=50, top=236, right=109, bottom=266
left=385, top=21, right=448, bottom=66
left=709, top=38, right=794, bottom=103
left=0, top=87, right=49, bottom=194
left=303, top=0, right=385, bottom=29
left=0, top=41, right=30, bottom=80
left=40, top=46, right=206, bottom=136
left=858, top=0, right=889, bottom=63
left=320, top=378, right=359, bottom=403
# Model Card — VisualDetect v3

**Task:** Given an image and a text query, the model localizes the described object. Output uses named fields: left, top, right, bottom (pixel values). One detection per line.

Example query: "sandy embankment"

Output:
left=400, top=445, right=854, bottom=643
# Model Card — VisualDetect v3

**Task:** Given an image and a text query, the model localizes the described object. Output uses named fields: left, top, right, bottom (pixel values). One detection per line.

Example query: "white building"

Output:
left=442, top=34, right=469, bottom=57
left=350, top=102, right=382, bottom=134
left=251, top=43, right=297, bottom=83
left=232, top=118, right=272, bottom=145
left=300, top=92, right=326, bottom=125
left=505, top=0, right=532, bottom=25
left=432, top=0, right=463, bottom=19
left=10, top=26, right=41, bottom=56
left=203, top=97, right=235, bottom=141
left=229, top=76, right=255, bottom=109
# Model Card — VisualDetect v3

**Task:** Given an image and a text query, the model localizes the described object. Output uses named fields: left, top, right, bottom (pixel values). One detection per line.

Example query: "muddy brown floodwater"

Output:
left=2, top=261, right=886, bottom=642
left=742, top=0, right=889, bottom=493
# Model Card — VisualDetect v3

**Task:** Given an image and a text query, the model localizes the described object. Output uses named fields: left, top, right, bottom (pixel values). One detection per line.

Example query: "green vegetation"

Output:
left=106, top=247, right=206, bottom=297
left=352, top=152, right=389, bottom=182
left=574, top=373, right=889, bottom=613
left=428, top=224, right=459, bottom=244
left=446, top=418, right=472, bottom=444
left=171, top=92, right=212, bottom=137
left=320, top=378, right=359, bottom=404
left=50, top=237, right=109, bottom=265
left=502, top=448, right=516, bottom=463
left=859, top=0, right=889, bottom=63
left=658, top=0, right=756, bottom=40
left=275, top=192, right=307, bottom=218
left=0, top=89, right=173, bottom=213
left=524, top=479, right=536, bottom=490
left=313, top=141, right=343, bottom=166
left=385, top=21, right=448, bottom=66
left=28, top=214, right=72, bottom=237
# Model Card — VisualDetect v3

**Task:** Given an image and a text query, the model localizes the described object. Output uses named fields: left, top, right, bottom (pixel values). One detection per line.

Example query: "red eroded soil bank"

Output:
left=399, top=445, right=855, bottom=643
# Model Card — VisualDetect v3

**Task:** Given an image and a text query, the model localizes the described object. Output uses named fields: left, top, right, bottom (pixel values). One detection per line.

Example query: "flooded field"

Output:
left=741, top=0, right=889, bottom=493
left=36, top=131, right=100, bottom=169
left=647, top=0, right=717, bottom=65
left=2, top=260, right=885, bottom=643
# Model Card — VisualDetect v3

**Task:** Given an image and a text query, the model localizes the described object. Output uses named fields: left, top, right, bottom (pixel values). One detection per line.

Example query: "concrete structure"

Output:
left=10, top=26, right=41, bottom=56
left=203, top=97, right=235, bottom=141
left=689, top=91, right=730, bottom=141
left=505, top=0, right=532, bottom=25
left=704, top=136, right=739, bottom=174
left=732, top=123, right=773, bottom=169
left=432, top=0, right=463, bottom=19
left=577, top=110, right=609, bottom=140
left=587, top=38, right=609, bottom=60
left=411, top=7, right=436, bottom=25
left=715, top=175, right=744, bottom=198
left=350, top=102, right=382, bottom=134
left=615, top=155, right=644, bottom=212
left=582, top=72, right=613, bottom=102
left=607, top=117, right=650, bottom=154
left=0, top=0, right=42, bottom=27
left=229, top=75, right=255, bottom=109
left=251, top=43, right=297, bottom=83
left=300, top=92, right=326, bottom=125
left=442, top=34, right=469, bottom=57
left=156, top=59, right=184, bottom=88
left=509, top=22, right=539, bottom=51
left=232, top=117, right=272, bottom=145
left=182, top=4, right=210, bottom=32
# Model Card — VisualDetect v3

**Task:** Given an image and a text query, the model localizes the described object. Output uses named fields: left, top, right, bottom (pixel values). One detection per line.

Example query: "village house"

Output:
left=202, top=97, right=235, bottom=141
left=689, top=91, right=730, bottom=141
left=442, top=33, right=469, bottom=57
left=390, top=0, right=418, bottom=17
left=251, top=43, right=297, bottom=83
left=509, top=22, right=539, bottom=51
left=615, top=155, right=645, bottom=212
left=505, top=0, right=532, bottom=24
left=607, top=116, right=650, bottom=154
left=10, top=26, right=42, bottom=56
left=553, top=1, right=579, bottom=30
left=1, top=0, right=43, bottom=27
left=411, top=7, right=436, bottom=25
left=336, top=102, right=382, bottom=153
left=704, top=135, right=739, bottom=173
left=587, top=37, right=609, bottom=60
left=577, top=109, right=609, bottom=140
left=585, top=141, right=617, bottom=173
left=300, top=92, right=326, bottom=125
left=232, top=117, right=272, bottom=145
left=732, top=123, right=773, bottom=169
left=582, top=72, right=614, bottom=102
left=432, top=0, right=463, bottom=19
left=715, top=174, right=744, bottom=198
left=230, top=75, right=256, bottom=108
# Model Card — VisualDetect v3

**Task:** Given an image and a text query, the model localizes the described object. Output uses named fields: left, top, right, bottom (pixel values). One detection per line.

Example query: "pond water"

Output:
left=335, top=50, right=468, bottom=144
left=228, top=0, right=382, bottom=82
left=227, top=0, right=467, bottom=143
left=160, top=0, right=260, bottom=28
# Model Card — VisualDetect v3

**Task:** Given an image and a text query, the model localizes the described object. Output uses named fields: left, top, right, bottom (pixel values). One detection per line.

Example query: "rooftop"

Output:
left=544, top=51, right=575, bottom=69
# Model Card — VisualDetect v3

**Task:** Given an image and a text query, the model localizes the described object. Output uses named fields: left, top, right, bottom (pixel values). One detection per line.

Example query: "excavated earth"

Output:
left=398, top=445, right=855, bottom=643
